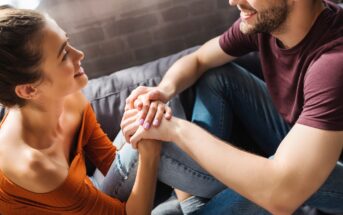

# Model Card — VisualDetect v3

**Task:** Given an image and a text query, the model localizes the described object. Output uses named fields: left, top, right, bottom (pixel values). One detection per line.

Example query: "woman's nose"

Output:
left=229, top=0, right=240, bottom=6
left=74, top=48, right=85, bottom=61
left=78, top=50, right=85, bottom=61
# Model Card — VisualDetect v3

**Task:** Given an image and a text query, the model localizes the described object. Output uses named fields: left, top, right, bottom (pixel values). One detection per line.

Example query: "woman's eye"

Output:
left=62, top=50, right=69, bottom=61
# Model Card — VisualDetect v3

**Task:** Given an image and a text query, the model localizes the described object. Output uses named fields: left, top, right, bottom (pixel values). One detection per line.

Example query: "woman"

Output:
left=0, top=6, right=161, bottom=215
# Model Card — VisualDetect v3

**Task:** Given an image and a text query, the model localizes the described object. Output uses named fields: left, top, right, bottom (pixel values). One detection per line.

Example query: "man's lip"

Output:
left=237, top=5, right=257, bottom=20
left=240, top=10, right=257, bottom=20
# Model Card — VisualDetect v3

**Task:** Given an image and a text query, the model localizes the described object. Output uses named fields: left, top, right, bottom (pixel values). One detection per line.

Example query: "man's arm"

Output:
left=130, top=118, right=343, bottom=214
left=125, top=37, right=235, bottom=128
left=157, top=36, right=236, bottom=100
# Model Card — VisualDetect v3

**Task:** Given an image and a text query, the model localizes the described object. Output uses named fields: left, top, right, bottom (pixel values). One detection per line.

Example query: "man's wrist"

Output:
left=158, top=83, right=176, bottom=102
left=168, top=117, right=184, bottom=143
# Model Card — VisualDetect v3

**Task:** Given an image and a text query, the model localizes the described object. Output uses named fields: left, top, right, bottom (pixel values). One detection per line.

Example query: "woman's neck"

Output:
left=11, top=99, right=67, bottom=150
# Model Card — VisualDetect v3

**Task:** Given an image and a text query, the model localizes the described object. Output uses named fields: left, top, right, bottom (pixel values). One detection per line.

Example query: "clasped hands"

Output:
left=121, top=86, right=174, bottom=149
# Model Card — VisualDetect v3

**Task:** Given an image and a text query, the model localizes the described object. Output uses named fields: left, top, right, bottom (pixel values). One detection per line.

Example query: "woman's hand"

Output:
left=129, top=116, right=178, bottom=146
left=137, top=99, right=172, bottom=129
left=125, top=86, right=172, bottom=128
left=120, top=108, right=140, bottom=147
left=121, top=100, right=172, bottom=148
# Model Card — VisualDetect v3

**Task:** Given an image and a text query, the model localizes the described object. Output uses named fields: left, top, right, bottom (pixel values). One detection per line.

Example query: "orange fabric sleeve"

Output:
left=82, top=104, right=117, bottom=176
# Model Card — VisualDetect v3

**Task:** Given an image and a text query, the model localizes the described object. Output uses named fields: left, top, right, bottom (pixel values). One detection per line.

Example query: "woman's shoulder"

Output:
left=0, top=147, right=68, bottom=194
left=64, top=91, right=89, bottom=114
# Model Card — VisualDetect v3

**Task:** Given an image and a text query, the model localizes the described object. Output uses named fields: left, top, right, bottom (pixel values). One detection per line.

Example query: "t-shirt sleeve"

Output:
left=83, top=105, right=117, bottom=175
left=297, top=46, right=343, bottom=130
left=219, top=19, right=259, bottom=57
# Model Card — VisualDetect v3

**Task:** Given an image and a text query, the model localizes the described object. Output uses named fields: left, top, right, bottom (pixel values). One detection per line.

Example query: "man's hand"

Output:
left=125, top=86, right=172, bottom=129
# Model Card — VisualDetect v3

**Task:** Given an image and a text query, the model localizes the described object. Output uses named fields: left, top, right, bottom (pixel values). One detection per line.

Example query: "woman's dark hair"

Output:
left=0, top=7, right=46, bottom=107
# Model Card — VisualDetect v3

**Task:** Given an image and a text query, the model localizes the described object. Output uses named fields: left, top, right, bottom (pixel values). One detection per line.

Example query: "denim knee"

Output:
left=192, top=62, right=254, bottom=141
left=100, top=143, right=138, bottom=201
left=195, top=62, right=248, bottom=95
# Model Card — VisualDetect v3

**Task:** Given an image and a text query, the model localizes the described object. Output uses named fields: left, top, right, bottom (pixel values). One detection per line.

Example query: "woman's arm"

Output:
left=119, top=106, right=161, bottom=214
left=125, top=139, right=161, bottom=215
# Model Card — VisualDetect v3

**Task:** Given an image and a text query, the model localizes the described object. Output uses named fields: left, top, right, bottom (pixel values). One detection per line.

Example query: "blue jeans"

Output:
left=100, top=118, right=226, bottom=201
left=188, top=63, right=343, bottom=214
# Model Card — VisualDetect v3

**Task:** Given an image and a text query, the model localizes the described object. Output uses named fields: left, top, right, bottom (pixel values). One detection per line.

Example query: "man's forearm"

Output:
left=157, top=37, right=235, bottom=101
left=169, top=118, right=302, bottom=214
left=158, top=53, right=206, bottom=101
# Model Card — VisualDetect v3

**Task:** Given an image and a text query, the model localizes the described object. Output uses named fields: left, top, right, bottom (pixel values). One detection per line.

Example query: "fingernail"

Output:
left=153, top=119, right=159, bottom=126
left=143, top=122, right=150, bottom=129
left=139, top=119, right=144, bottom=125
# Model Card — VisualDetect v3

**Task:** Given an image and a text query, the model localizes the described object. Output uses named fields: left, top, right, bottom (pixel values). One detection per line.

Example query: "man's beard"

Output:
left=240, top=1, right=289, bottom=34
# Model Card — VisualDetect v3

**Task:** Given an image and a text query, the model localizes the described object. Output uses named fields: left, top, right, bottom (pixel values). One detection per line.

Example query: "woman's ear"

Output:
left=15, top=84, right=38, bottom=100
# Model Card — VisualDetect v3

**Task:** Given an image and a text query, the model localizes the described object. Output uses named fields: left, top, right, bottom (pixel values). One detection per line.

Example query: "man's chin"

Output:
left=239, top=22, right=255, bottom=34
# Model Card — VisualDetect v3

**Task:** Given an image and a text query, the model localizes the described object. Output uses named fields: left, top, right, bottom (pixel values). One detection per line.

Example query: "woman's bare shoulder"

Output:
left=65, top=91, right=89, bottom=114
left=0, top=147, right=68, bottom=194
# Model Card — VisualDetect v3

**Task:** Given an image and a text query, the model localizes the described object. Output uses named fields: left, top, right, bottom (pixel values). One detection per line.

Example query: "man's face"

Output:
left=232, top=0, right=289, bottom=34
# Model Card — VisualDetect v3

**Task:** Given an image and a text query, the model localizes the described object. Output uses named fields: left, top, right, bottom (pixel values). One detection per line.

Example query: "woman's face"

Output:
left=36, top=16, right=88, bottom=100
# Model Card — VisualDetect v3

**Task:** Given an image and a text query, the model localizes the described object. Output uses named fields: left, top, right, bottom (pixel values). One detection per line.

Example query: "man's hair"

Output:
left=0, top=7, right=46, bottom=107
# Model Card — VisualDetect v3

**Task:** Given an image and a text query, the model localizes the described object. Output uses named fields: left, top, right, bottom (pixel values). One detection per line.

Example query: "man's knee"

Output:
left=196, top=62, right=249, bottom=92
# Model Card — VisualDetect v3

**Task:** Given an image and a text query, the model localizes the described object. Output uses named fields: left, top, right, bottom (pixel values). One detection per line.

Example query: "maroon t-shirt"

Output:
left=219, top=1, right=343, bottom=131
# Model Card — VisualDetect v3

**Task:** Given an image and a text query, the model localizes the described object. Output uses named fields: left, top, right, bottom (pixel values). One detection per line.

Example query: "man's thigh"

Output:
left=191, top=62, right=290, bottom=156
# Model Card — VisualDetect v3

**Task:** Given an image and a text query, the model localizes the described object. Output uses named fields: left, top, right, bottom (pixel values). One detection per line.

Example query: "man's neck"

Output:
left=272, top=0, right=326, bottom=49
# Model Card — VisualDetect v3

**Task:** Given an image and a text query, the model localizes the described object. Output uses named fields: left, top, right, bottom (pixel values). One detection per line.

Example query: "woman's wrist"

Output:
left=138, top=140, right=161, bottom=159
left=139, top=152, right=161, bottom=165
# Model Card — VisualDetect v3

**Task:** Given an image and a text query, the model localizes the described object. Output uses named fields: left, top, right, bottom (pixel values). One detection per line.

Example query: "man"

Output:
left=123, top=0, right=343, bottom=214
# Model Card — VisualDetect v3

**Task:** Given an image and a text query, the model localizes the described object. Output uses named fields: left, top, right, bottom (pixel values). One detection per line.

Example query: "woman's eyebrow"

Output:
left=57, top=34, right=69, bottom=58
left=57, top=41, right=67, bottom=58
